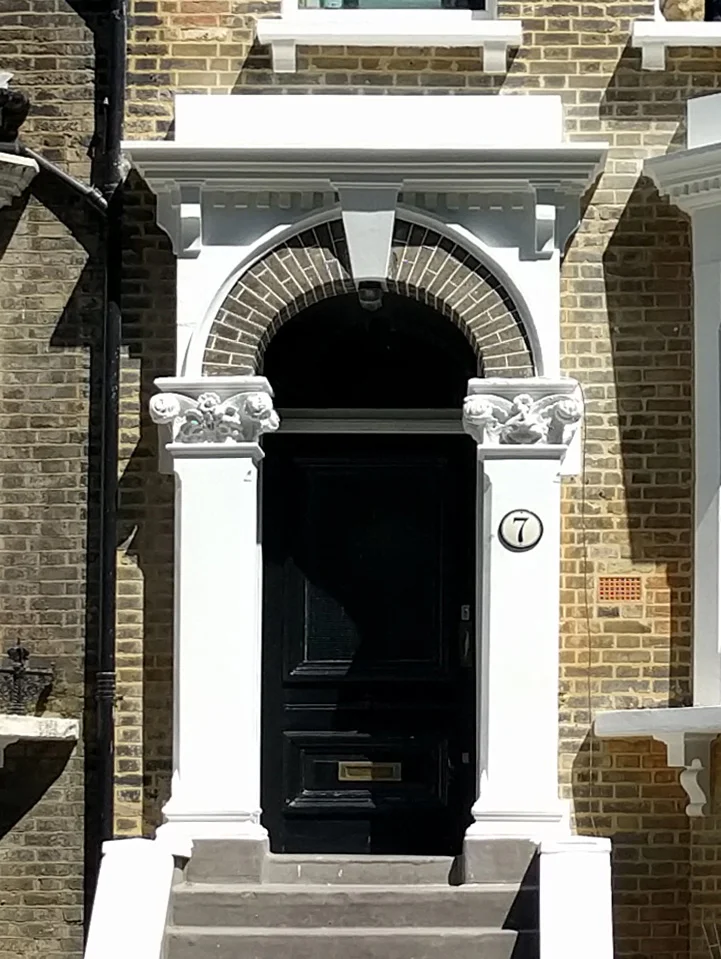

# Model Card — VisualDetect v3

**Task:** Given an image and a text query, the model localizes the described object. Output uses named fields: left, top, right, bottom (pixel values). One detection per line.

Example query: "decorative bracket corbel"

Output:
left=594, top=706, right=721, bottom=819
left=155, top=183, right=202, bottom=259
left=654, top=732, right=713, bottom=818
left=533, top=203, right=556, bottom=259
left=333, top=182, right=401, bottom=284
left=523, top=190, right=582, bottom=259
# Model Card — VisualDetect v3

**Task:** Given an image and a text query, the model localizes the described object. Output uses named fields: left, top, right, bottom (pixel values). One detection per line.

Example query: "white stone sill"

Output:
left=596, top=704, right=721, bottom=738
left=0, top=714, right=80, bottom=767
left=0, top=151, right=38, bottom=210
left=255, top=12, right=523, bottom=73
left=632, top=20, right=721, bottom=71
left=595, top=706, right=721, bottom=817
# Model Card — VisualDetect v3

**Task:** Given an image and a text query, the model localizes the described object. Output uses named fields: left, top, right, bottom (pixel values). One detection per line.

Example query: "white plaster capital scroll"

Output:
left=150, top=378, right=279, bottom=472
left=150, top=388, right=279, bottom=445
left=462, top=377, right=582, bottom=449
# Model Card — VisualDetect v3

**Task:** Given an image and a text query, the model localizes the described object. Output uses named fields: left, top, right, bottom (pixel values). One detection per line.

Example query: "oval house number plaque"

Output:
left=498, top=510, right=543, bottom=552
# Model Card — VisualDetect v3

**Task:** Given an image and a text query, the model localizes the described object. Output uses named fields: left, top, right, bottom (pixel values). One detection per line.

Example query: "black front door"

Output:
left=261, top=433, right=476, bottom=855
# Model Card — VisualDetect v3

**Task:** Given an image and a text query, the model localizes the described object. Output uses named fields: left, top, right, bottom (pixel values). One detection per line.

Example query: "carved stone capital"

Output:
left=462, top=377, right=582, bottom=449
left=150, top=377, right=279, bottom=450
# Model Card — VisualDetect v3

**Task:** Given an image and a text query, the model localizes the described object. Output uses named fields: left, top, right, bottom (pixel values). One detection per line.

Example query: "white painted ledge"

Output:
left=0, top=151, right=38, bottom=209
left=632, top=19, right=721, bottom=70
left=256, top=12, right=522, bottom=73
left=595, top=706, right=721, bottom=817
left=0, top=714, right=80, bottom=767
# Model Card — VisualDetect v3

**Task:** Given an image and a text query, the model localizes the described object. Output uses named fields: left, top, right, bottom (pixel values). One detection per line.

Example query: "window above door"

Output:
left=255, top=0, right=522, bottom=74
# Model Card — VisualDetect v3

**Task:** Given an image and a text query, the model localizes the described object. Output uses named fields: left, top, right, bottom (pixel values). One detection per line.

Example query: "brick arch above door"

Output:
left=201, top=219, right=536, bottom=378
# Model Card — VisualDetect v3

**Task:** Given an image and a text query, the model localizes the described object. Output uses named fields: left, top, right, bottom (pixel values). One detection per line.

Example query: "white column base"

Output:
left=157, top=772, right=269, bottom=844
left=157, top=809, right=268, bottom=845
left=466, top=799, right=571, bottom=841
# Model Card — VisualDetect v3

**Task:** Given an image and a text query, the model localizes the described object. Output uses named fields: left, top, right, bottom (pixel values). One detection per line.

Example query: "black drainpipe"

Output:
left=1, top=0, right=126, bottom=897
left=96, top=0, right=127, bottom=849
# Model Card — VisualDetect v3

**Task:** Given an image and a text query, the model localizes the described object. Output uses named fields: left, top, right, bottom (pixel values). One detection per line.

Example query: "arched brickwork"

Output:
left=202, top=219, right=535, bottom=377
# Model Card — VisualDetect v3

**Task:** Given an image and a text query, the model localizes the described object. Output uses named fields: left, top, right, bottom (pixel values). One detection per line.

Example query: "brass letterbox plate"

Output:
left=338, top=761, right=401, bottom=782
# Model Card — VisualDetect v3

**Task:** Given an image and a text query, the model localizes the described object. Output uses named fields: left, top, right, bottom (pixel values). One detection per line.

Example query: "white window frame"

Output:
left=255, top=0, right=521, bottom=74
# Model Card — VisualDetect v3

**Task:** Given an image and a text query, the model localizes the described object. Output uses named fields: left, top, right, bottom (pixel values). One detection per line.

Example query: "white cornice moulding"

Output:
left=0, top=714, right=80, bottom=767
left=255, top=11, right=522, bottom=74
left=124, top=146, right=607, bottom=267
left=0, top=151, right=38, bottom=209
left=646, top=142, right=721, bottom=213
left=122, top=143, right=608, bottom=188
left=123, top=95, right=607, bottom=273
left=595, top=706, right=721, bottom=817
left=632, top=19, right=721, bottom=71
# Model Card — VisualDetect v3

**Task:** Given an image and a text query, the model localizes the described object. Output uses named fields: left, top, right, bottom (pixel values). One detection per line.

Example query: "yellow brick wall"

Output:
left=119, top=2, right=721, bottom=957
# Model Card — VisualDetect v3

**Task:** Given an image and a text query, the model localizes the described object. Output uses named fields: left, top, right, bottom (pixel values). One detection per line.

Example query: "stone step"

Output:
left=166, top=926, right=522, bottom=959
left=264, top=854, right=458, bottom=885
left=172, top=882, right=537, bottom=929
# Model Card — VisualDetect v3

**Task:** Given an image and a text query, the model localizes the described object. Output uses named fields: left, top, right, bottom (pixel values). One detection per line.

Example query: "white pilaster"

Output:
left=462, top=377, right=582, bottom=840
left=691, top=210, right=721, bottom=705
left=149, top=377, right=279, bottom=843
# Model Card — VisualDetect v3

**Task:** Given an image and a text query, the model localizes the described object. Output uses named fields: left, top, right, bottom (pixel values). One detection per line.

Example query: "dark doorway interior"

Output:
left=262, top=290, right=478, bottom=409
left=260, top=293, right=478, bottom=854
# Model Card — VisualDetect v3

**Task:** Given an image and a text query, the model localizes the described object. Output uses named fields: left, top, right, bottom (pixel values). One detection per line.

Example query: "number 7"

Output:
left=513, top=516, right=528, bottom=543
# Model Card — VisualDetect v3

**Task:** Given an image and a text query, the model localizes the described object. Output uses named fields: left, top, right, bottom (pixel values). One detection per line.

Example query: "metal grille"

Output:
left=597, top=576, right=642, bottom=603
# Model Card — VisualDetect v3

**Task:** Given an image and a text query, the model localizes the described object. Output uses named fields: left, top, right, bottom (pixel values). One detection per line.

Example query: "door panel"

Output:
left=261, top=434, right=475, bottom=854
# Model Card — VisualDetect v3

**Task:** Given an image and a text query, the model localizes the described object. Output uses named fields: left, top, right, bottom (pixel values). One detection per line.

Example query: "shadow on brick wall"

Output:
left=566, top=173, right=694, bottom=959
left=230, top=37, right=508, bottom=93
left=0, top=191, right=28, bottom=257
left=599, top=40, right=721, bottom=139
left=41, top=162, right=175, bottom=891
left=0, top=741, right=77, bottom=837
left=116, top=171, right=176, bottom=836
left=44, top=172, right=106, bottom=926
left=572, top=730, right=691, bottom=959
left=64, top=0, right=111, bottom=185
left=603, top=174, right=692, bottom=708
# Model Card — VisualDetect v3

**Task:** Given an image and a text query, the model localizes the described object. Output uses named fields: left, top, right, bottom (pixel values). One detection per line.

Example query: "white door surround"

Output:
left=149, top=374, right=583, bottom=848
left=126, top=90, right=601, bottom=848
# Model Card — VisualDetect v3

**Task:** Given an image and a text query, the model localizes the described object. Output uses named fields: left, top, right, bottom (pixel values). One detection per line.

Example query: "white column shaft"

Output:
left=168, top=449, right=263, bottom=831
left=470, top=453, right=567, bottom=837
